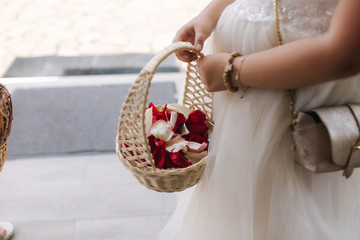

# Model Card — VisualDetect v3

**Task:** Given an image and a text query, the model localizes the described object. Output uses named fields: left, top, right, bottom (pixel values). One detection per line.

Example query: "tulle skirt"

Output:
left=159, top=4, right=360, bottom=240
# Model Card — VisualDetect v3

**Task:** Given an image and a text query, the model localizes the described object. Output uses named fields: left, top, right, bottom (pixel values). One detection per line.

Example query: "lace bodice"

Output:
left=233, top=0, right=338, bottom=41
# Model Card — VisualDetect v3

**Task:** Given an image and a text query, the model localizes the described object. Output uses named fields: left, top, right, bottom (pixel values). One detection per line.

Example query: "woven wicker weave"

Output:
left=0, top=84, right=13, bottom=172
left=116, top=42, right=213, bottom=192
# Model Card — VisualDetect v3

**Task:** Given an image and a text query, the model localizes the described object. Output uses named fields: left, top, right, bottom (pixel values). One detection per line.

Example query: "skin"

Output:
left=0, top=227, right=6, bottom=239
left=174, top=0, right=360, bottom=92
left=173, top=0, right=234, bottom=61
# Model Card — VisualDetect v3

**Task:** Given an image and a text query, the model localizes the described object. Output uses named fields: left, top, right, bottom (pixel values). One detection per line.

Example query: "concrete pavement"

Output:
left=0, top=0, right=209, bottom=76
left=0, top=72, right=187, bottom=239
left=0, top=152, right=178, bottom=240
left=0, top=1, right=211, bottom=238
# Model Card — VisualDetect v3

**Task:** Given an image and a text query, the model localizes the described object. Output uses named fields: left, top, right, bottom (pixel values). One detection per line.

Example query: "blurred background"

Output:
left=0, top=0, right=208, bottom=76
left=0, top=0, right=209, bottom=239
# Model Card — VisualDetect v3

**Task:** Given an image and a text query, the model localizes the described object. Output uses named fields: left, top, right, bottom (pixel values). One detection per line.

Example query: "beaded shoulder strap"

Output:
left=273, top=0, right=298, bottom=128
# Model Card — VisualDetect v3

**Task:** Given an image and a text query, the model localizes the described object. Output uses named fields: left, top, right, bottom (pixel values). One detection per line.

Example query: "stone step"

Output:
left=3, top=54, right=179, bottom=77
left=2, top=73, right=185, bottom=157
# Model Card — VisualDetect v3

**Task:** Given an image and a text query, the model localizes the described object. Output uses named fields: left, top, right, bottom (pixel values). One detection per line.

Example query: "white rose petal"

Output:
left=180, top=124, right=190, bottom=136
left=169, top=111, right=178, bottom=130
left=167, top=104, right=192, bottom=118
left=187, top=141, right=208, bottom=153
left=150, top=120, right=174, bottom=141
left=166, top=135, right=188, bottom=153
left=145, top=107, right=153, bottom=137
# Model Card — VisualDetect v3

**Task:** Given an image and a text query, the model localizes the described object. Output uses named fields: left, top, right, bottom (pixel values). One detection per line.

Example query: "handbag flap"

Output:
left=349, top=104, right=360, bottom=125
left=311, top=105, right=360, bottom=167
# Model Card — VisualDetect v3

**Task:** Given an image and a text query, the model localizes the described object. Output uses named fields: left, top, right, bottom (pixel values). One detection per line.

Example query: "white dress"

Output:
left=159, top=0, right=360, bottom=239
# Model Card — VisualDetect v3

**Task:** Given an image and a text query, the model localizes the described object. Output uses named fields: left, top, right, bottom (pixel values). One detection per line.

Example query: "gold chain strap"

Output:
left=273, top=0, right=283, bottom=46
left=273, top=0, right=298, bottom=129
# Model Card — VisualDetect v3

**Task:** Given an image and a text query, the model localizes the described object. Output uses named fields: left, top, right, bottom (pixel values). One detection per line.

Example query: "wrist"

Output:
left=223, top=52, right=241, bottom=92
left=231, top=57, right=246, bottom=88
left=223, top=51, right=248, bottom=95
left=195, top=13, right=217, bottom=31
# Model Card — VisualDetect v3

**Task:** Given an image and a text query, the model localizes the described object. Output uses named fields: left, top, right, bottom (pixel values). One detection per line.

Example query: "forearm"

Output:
left=236, top=36, right=345, bottom=89
left=198, top=0, right=235, bottom=28
left=233, top=0, right=360, bottom=90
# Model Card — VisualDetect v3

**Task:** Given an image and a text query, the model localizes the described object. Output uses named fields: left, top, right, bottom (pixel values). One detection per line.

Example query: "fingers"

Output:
left=174, top=49, right=198, bottom=63
left=194, top=33, right=206, bottom=52
left=173, top=29, right=197, bottom=62
left=173, top=40, right=203, bottom=63
left=172, top=22, right=207, bottom=62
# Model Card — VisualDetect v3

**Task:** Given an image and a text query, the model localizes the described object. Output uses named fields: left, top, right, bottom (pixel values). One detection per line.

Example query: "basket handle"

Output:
left=142, top=42, right=203, bottom=74
left=117, top=42, right=207, bottom=172
left=141, top=42, right=204, bottom=170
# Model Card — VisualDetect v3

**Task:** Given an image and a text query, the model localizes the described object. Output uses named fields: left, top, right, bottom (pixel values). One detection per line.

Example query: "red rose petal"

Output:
left=187, top=134, right=204, bottom=143
left=153, top=140, right=166, bottom=169
left=169, top=111, right=186, bottom=133
left=154, top=148, right=166, bottom=169
left=186, top=110, right=207, bottom=124
left=146, top=104, right=208, bottom=169
left=148, top=102, right=167, bottom=122
left=185, top=110, right=208, bottom=136
left=147, top=135, right=157, bottom=153
left=162, top=104, right=168, bottom=114
left=168, top=151, right=192, bottom=168
left=186, top=123, right=208, bottom=136
left=164, top=155, right=177, bottom=169
left=174, top=112, right=185, bottom=133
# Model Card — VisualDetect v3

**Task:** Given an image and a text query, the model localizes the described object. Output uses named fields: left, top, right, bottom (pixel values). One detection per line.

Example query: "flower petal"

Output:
left=147, top=135, right=157, bottom=153
left=187, top=141, right=208, bottom=153
left=153, top=141, right=166, bottom=169
left=145, top=107, right=153, bottom=137
left=185, top=151, right=207, bottom=164
left=185, top=110, right=208, bottom=135
left=169, top=111, right=185, bottom=133
left=168, top=151, right=192, bottom=168
left=150, top=120, right=174, bottom=141
left=186, top=123, right=208, bottom=136
left=174, top=113, right=185, bottom=133
left=163, top=155, right=177, bottom=169
left=166, top=135, right=188, bottom=153
left=187, top=134, right=204, bottom=143
left=169, top=111, right=178, bottom=130
left=148, top=102, right=167, bottom=122
left=167, top=104, right=192, bottom=118
left=180, top=124, right=190, bottom=136
left=186, top=110, right=207, bottom=124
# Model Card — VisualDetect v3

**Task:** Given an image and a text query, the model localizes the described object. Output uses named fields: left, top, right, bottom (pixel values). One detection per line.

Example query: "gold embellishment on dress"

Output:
left=353, top=145, right=360, bottom=150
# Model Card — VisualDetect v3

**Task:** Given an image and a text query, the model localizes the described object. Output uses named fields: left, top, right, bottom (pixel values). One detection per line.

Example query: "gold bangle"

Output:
left=223, top=51, right=242, bottom=92
left=234, top=58, right=245, bottom=87
left=234, top=58, right=249, bottom=98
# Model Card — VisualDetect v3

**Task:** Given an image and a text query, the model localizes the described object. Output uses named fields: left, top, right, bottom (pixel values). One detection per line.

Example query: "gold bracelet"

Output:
left=223, top=51, right=242, bottom=92
left=234, top=58, right=245, bottom=87
left=234, top=58, right=249, bottom=98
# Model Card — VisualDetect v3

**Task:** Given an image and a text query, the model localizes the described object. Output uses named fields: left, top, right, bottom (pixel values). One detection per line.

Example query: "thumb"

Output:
left=194, top=34, right=206, bottom=52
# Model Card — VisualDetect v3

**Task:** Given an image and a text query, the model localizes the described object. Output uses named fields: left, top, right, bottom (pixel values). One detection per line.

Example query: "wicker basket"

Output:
left=0, top=84, right=13, bottom=172
left=116, top=42, right=213, bottom=192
